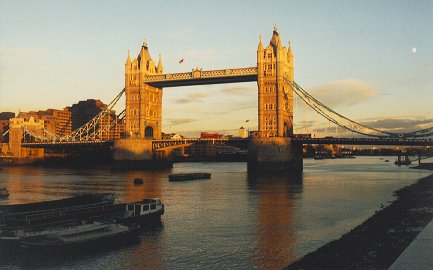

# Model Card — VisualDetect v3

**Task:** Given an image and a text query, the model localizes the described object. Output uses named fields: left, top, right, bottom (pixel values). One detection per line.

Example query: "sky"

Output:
left=1, top=0, right=432, bottom=137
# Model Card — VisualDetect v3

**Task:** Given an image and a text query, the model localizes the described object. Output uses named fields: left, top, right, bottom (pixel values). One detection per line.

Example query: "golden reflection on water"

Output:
left=122, top=171, right=164, bottom=203
left=1, top=167, right=46, bottom=204
left=248, top=171, right=303, bottom=269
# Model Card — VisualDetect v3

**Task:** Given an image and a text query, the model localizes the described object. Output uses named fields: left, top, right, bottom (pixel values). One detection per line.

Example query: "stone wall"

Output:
left=113, top=139, right=153, bottom=160
left=248, top=137, right=303, bottom=171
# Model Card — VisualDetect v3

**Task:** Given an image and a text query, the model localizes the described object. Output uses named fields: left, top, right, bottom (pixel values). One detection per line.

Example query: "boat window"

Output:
left=150, top=204, right=156, bottom=210
left=143, top=205, right=150, bottom=211
left=127, top=205, right=134, bottom=211
left=135, top=205, right=141, bottom=216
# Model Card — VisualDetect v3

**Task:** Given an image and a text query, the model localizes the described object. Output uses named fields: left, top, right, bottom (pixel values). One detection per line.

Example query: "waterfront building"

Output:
left=0, top=112, right=15, bottom=120
left=0, top=112, right=15, bottom=142
left=18, top=108, right=72, bottom=136
left=238, top=127, right=248, bottom=138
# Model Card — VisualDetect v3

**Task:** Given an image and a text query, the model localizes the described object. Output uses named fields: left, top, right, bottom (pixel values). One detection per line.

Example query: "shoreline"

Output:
left=286, top=171, right=433, bottom=269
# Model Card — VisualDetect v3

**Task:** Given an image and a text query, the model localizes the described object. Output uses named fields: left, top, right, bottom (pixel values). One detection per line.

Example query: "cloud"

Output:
left=173, top=92, right=209, bottom=104
left=168, top=118, right=197, bottom=126
left=221, top=85, right=255, bottom=96
left=309, top=117, right=433, bottom=136
left=306, top=79, right=377, bottom=108
left=360, top=118, right=433, bottom=132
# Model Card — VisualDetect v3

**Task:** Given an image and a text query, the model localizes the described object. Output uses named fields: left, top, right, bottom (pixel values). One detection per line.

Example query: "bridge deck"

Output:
left=21, top=137, right=433, bottom=148
left=144, top=67, right=258, bottom=88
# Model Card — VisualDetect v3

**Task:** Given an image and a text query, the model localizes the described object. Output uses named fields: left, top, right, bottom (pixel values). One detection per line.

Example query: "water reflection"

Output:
left=248, top=171, right=303, bottom=268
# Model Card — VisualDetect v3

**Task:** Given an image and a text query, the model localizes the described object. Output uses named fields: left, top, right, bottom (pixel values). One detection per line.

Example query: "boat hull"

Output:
left=17, top=223, right=138, bottom=249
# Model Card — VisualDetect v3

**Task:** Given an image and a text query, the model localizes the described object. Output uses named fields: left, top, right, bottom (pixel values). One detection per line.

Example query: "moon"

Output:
left=412, top=47, right=417, bottom=53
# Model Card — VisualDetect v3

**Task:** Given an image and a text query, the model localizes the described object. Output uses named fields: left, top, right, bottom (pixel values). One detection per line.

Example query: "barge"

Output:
left=168, top=173, right=211, bottom=182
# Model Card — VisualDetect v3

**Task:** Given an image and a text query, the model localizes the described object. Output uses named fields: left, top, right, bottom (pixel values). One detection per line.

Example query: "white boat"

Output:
left=9, top=221, right=137, bottom=248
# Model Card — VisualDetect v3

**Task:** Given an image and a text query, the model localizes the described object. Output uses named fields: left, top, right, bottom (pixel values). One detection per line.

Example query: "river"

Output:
left=0, top=157, right=430, bottom=269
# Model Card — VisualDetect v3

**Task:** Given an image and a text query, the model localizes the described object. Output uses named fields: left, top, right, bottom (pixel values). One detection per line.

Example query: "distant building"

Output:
left=0, top=112, right=15, bottom=142
left=70, top=99, right=124, bottom=140
left=70, top=99, right=107, bottom=130
left=162, top=133, right=184, bottom=140
left=200, top=132, right=219, bottom=139
left=18, top=108, right=72, bottom=136
left=0, top=112, right=15, bottom=120
left=238, top=126, right=248, bottom=138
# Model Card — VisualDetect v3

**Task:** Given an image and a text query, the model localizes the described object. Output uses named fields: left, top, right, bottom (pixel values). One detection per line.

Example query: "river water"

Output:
left=0, top=157, right=431, bottom=269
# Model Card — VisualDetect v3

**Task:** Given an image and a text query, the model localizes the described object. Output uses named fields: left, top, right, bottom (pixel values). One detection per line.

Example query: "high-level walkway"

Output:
left=389, top=218, right=433, bottom=269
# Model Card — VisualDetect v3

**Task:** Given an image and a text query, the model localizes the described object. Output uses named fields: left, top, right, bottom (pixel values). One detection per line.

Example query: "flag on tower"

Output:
left=179, top=58, right=184, bottom=64
left=245, top=120, right=249, bottom=122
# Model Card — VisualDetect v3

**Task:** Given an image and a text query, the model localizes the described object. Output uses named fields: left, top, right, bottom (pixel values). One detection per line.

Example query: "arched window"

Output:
left=145, top=126, right=154, bottom=139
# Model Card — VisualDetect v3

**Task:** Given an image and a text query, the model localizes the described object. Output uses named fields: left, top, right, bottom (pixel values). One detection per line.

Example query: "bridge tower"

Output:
left=257, top=25, right=294, bottom=137
left=249, top=26, right=302, bottom=171
left=125, top=41, right=163, bottom=140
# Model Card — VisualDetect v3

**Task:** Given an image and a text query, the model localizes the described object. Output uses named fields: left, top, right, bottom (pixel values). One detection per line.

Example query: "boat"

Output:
left=0, top=187, right=9, bottom=198
left=9, top=221, right=138, bottom=249
left=0, top=193, right=115, bottom=214
left=1, top=196, right=164, bottom=229
left=1, top=193, right=116, bottom=227
left=133, top=178, right=144, bottom=185
left=168, top=173, right=211, bottom=182
left=115, top=198, right=164, bottom=226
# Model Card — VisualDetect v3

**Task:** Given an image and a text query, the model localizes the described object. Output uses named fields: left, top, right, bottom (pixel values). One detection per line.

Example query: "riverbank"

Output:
left=286, top=172, right=433, bottom=270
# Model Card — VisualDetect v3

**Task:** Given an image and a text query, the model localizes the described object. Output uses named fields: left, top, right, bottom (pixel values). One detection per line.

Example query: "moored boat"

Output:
left=168, top=173, right=211, bottom=182
left=133, top=178, right=144, bottom=185
left=1, top=193, right=116, bottom=227
left=1, top=195, right=164, bottom=230
left=116, top=198, right=164, bottom=226
left=12, top=221, right=138, bottom=249
left=0, top=187, right=9, bottom=198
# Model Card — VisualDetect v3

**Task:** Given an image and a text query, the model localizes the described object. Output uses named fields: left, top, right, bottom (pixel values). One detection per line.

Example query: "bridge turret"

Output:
left=257, top=26, right=294, bottom=137
left=125, top=50, right=131, bottom=73
left=157, top=54, right=163, bottom=74
left=287, top=42, right=294, bottom=82
left=258, top=34, right=264, bottom=52
left=125, top=39, right=163, bottom=140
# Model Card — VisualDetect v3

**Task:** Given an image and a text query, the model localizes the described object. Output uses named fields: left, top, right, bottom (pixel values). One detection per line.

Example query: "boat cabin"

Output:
left=124, top=199, right=163, bottom=218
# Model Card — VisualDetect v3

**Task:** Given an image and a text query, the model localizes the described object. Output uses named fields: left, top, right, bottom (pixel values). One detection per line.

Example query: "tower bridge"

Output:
left=6, top=26, right=433, bottom=169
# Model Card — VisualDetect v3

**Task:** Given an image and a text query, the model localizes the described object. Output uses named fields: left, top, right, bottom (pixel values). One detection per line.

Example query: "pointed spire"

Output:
left=157, top=53, right=163, bottom=73
left=126, top=49, right=131, bottom=64
left=274, top=23, right=278, bottom=33
left=287, top=41, right=293, bottom=60
left=258, top=34, right=263, bottom=51
left=143, top=39, right=148, bottom=48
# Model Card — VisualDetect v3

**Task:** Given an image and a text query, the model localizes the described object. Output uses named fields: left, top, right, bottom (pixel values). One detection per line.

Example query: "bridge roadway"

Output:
left=143, top=67, right=258, bottom=88
left=21, top=137, right=433, bottom=149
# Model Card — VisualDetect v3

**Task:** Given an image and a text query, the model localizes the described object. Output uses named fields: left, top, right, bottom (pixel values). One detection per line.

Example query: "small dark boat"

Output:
left=133, top=178, right=144, bottom=185
left=168, top=173, right=211, bottom=182
left=0, top=187, right=9, bottom=198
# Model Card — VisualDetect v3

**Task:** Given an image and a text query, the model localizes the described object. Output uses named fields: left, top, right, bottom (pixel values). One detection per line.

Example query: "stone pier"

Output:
left=248, top=137, right=303, bottom=172
left=113, top=139, right=172, bottom=169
